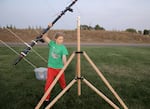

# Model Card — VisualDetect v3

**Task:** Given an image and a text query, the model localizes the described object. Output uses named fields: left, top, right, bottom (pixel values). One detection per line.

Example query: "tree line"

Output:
left=125, top=28, right=150, bottom=35
left=80, top=24, right=105, bottom=30
left=0, top=24, right=150, bottom=35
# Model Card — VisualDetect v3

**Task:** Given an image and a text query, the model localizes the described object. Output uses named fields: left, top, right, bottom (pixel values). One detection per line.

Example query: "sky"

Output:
left=0, top=0, right=150, bottom=30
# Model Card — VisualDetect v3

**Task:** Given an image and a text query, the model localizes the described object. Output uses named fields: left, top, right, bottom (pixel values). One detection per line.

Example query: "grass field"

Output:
left=0, top=46, right=150, bottom=109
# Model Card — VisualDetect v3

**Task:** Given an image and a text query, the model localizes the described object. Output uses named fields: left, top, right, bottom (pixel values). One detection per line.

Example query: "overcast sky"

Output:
left=0, top=0, right=150, bottom=30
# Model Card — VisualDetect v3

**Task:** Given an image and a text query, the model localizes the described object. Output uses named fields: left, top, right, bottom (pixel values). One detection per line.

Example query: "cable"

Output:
left=6, top=28, right=47, bottom=63
left=0, top=40, right=36, bottom=68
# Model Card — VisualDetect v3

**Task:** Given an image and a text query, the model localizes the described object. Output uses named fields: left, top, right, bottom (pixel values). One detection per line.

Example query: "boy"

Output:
left=42, top=24, right=68, bottom=107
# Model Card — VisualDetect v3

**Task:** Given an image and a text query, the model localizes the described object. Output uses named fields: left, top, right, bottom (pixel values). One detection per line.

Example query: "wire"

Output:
left=0, top=40, right=36, bottom=68
left=34, top=29, right=41, bottom=34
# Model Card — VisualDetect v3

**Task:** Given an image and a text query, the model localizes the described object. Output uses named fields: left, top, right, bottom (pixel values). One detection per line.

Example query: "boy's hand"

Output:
left=48, top=23, right=52, bottom=28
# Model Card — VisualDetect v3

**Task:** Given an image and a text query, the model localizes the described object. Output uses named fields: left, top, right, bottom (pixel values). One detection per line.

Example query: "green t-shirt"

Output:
left=48, top=41, right=68, bottom=69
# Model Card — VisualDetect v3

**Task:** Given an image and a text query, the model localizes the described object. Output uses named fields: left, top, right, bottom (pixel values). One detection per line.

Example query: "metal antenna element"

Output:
left=13, top=0, right=78, bottom=65
left=0, top=40, right=36, bottom=68
left=6, top=28, right=47, bottom=63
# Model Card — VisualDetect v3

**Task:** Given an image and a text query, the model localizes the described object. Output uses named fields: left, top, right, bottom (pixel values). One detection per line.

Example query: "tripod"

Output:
left=35, top=17, right=128, bottom=109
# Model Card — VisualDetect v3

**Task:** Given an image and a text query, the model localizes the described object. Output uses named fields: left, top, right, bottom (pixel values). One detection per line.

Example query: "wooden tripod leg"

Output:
left=35, top=52, right=75, bottom=109
left=83, top=52, right=128, bottom=109
left=45, top=79, right=77, bottom=109
left=83, top=78, right=119, bottom=109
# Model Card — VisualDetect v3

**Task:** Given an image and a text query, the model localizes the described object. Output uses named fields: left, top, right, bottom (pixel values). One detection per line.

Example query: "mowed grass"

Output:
left=0, top=46, right=150, bottom=109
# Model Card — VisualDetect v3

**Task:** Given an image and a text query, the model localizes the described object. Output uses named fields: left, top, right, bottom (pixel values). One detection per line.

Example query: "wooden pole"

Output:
left=45, top=79, right=77, bottom=109
left=35, top=52, right=75, bottom=109
left=83, top=51, right=128, bottom=109
left=77, top=16, right=81, bottom=96
left=83, top=78, right=119, bottom=109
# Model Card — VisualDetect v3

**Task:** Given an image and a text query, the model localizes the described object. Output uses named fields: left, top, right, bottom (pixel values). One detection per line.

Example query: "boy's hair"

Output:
left=55, top=32, right=64, bottom=39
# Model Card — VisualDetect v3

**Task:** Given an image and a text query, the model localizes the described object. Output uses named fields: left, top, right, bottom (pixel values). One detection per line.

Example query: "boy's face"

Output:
left=55, top=36, right=64, bottom=44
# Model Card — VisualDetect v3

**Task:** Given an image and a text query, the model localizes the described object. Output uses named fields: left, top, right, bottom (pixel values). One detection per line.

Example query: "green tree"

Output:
left=125, top=28, right=137, bottom=33
left=143, top=29, right=150, bottom=35
left=6, top=24, right=13, bottom=29
left=94, top=24, right=105, bottom=30
left=80, top=25, right=93, bottom=30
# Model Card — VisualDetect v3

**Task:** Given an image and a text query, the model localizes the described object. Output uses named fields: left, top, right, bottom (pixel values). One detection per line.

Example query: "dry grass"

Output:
left=0, top=28, right=150, bottom=43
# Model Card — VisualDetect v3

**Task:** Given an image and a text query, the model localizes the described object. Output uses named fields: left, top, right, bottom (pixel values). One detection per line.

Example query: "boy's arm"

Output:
left=42, top=23, right=52, bottom=44
left=42, top=33, right=51, bottom=44
left=62, top=55, right=67, bottom=65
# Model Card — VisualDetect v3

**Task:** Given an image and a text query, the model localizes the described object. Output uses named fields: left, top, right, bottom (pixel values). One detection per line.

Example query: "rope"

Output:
left=6, top=28, right=47, bottom=63
left=34, top=29, right=41, bottom=34
left=0, top=40, right=36, bottom=68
